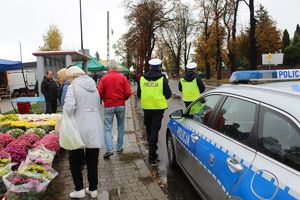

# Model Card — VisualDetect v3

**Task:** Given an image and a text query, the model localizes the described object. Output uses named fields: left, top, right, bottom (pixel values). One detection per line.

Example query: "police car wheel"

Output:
left=167, top=132, right=177, bottom=167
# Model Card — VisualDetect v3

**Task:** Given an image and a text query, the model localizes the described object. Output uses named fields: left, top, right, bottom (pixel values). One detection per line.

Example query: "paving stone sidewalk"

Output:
left=43, top=98, right=167, bottom=200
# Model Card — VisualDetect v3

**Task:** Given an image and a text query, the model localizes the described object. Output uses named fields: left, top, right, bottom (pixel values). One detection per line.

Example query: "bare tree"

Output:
left=195, top=0, right=213, bottom=79
left=181, top=4, right=198, bottom=69
left=159, top=2, right=197, bottom=76
left=241, top=0, right=257, bottom=69
left=124, top=0, right=174, bottom=73
left=223, top=0, right=240, bottom=73
left=160, top=21, right=183, bottom=76
left=211, top=0, right=226, bottom=80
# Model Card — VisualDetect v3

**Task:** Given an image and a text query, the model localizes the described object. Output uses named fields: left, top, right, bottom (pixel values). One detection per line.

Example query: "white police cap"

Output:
left=149, top=58, right=162, bottom=67
left=186, top=62, right=197, bottom=69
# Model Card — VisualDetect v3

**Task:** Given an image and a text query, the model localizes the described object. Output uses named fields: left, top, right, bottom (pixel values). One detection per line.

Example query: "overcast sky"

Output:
left=0, top=0, right=299, bottom=63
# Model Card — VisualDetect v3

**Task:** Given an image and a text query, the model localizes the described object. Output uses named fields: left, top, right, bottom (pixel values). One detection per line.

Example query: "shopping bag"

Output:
left=59, top=113, right=85, bottom=150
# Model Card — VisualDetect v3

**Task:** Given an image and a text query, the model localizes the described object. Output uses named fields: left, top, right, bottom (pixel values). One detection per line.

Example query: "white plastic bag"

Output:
left=27, top=145, right=56, bottom=166
left=3, top=172, right=50, bottom=199
left=18, top=161, right=58, bottom=181
left=59, top=113, right=85, bottom=150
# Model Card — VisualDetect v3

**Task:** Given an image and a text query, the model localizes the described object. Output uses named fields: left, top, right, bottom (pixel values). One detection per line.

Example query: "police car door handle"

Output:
left=191, top=134, right=199, bottom=143
left=226, top=157, right=243, bottom=173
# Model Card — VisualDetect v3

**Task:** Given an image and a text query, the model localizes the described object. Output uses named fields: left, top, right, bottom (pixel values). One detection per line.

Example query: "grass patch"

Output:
left=3, top=110, right=15, bottom=115
left=3, top=103, right=43, bottom=114
left=119, top=152, right=144, bottom=163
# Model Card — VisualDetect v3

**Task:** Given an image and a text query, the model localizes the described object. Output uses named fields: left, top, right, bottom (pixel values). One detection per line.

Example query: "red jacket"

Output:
left=98, top=70, right=131, bottom=108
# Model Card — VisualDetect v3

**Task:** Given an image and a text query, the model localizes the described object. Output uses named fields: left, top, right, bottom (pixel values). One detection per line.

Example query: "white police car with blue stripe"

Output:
left=167, top=69, right=300, bottom=200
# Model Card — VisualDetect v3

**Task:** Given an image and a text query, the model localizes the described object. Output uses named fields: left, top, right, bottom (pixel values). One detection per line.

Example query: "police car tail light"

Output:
left=230, top=69, right=300, bottom=83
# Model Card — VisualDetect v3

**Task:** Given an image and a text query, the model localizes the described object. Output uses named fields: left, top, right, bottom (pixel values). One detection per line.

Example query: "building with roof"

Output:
left=32, top=50, right=90, bottom=94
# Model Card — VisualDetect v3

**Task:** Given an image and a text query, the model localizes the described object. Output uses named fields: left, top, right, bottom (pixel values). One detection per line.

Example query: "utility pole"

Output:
left=107, top=11, right=110, bottom=61
left=79, top=0, right=87, bottom=71
left=19, top=41, right=26, bottom=89
left=79, top=0, right=84, bottom=50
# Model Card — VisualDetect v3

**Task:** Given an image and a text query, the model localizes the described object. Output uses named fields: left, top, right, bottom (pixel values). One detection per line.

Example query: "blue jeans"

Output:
left=103, top=106, right=126, bottom=152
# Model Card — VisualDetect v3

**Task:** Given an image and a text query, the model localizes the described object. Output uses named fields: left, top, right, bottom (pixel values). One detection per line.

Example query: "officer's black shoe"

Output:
left=103, top=152, right=114, bottom=160
left=149, top=157, right=160, bottom=167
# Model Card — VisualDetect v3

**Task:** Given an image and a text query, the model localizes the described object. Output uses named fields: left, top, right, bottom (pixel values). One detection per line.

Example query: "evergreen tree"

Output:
left=292, top=24, right=300, bottom=45
left=295, top=24, right=300, bottom=35
left=282, top=29, right=290, bottom=51
left=284, top=25, right=300, bottom=65
left=95, top=51, right=100, bottom=61
left=284, top=42, right=300, bottom=65
left=255, top=5, right=282, bottom=64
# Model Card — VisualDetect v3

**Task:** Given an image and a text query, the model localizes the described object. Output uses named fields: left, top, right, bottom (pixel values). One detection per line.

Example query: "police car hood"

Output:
left=143, top=71, right=164, bottom=81
left=183, top=71, right=197, bottom=82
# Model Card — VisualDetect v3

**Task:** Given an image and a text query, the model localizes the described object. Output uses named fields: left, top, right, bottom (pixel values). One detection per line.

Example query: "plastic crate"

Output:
left=16, top=102, right=31, bottom=114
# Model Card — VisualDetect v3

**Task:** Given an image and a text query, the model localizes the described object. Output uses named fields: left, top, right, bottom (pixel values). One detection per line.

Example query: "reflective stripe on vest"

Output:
left=140, top=77, right=168, bottom=109
left=180, top=78, right=200, bottom=102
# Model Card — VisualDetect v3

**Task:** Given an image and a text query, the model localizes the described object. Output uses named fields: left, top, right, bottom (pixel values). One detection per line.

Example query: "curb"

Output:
left=126, top=97, right=168, bottom=199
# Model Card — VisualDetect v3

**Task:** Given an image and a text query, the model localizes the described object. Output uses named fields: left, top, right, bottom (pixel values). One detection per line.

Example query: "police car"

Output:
left=166, top=69, right=300, bottom=200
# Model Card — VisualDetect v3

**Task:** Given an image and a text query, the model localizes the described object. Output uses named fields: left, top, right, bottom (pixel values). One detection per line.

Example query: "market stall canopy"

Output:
left=0, top=59, right=22, bottom=71
left=118, top=63, right=130, bottom=73
left=100, top=60, right=129, bottom=74
left=76, top=58, right=107, bottom=71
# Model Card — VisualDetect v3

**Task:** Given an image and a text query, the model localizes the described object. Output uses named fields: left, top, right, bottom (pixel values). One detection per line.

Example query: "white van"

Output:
left=6, top=70, right=36, bottom=94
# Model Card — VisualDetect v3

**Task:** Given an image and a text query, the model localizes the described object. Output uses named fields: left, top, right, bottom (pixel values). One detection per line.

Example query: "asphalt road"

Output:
left=134, top=80, right=214, bottom=200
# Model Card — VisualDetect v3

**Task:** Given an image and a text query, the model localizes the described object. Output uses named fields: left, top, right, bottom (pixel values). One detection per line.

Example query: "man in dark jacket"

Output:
left=41, top=70, right=58, bottom=113
left=179, top=62, right=206, bottom=108
left=137, top=58, right=172, bottom=164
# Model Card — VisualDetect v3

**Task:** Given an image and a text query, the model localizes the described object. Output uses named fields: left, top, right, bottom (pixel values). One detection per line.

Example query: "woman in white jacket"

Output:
left=64, top=66, right=102, bottom=199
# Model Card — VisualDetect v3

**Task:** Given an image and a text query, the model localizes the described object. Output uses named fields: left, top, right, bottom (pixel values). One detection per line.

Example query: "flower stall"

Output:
left=0, top=114, right=61, bottom=200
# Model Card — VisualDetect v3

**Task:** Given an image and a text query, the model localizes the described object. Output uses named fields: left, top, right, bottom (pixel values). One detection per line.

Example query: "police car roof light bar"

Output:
left=230, top=69, right=300, bottom=83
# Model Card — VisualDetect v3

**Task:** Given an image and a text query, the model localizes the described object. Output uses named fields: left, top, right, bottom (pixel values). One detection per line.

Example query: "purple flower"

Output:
left=0, top=134, right=16, bottom=149
left=2, top=147, right=27, bottom=164
left=33, top=134, right=60, bottom=152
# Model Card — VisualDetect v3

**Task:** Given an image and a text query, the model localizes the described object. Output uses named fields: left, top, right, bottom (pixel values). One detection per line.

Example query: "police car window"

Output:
left=258, top=109, right=300, bottom=171
left=214, top=97, right=256, bottom=145
left=187, top=95, right=221, bottom=125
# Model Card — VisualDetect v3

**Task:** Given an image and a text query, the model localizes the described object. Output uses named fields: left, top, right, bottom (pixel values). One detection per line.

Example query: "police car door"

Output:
left=229, top=105, right=300, bottom=200
left=194, top=95, right=258, bottom=200
left=178, top=94, right=226, bottom=199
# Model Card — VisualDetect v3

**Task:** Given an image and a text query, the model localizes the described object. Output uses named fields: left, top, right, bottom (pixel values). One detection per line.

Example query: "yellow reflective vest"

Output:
left=140, top=77, right=168, bottom=110
left=180, top=78, right=200, bottom=102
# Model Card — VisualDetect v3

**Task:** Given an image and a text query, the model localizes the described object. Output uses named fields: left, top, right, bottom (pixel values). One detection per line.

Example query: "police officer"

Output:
left=137, top=58, right=172, bottom=164
left=179, top=62, right=206, bottom=108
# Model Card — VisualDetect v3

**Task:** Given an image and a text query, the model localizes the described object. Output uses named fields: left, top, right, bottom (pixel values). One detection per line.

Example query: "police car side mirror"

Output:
left=170, top=110, right=183, bottom=119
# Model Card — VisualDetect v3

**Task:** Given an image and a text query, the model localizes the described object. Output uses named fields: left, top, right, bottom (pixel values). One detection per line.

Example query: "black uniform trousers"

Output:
left=69, top=148, right=99, bottom=191
left=143, top=110, right=164, bottom=159
left=46, top=100, right=57, bottom=114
